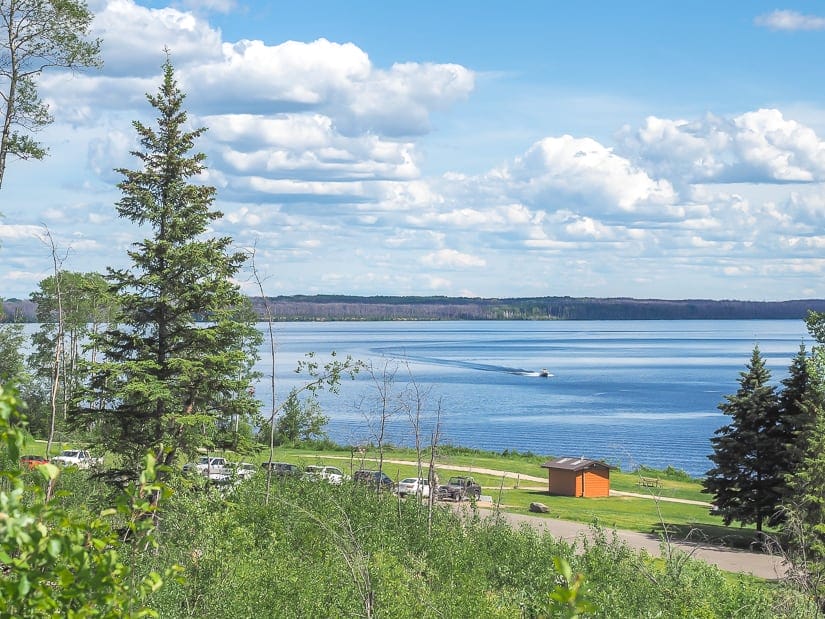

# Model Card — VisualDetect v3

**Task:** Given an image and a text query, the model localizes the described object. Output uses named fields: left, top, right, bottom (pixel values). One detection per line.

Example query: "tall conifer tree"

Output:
left=782, top=313, right=825, bottom=608
left=75, top=59, right=260, bottom=472
left=777, top=344, right=814, bottom=478
left=703, top=345, right=784, bottom=531
left=786, top=397, right=825, bottom=609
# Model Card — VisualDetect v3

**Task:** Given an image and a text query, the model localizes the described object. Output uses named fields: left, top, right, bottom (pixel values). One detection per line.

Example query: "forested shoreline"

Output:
left=6, top=294, right=825, bottom=322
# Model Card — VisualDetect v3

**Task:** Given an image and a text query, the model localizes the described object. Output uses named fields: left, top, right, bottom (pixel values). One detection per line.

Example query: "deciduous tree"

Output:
left=0, top=0, right=101, bottom=188
left=27, top=270, right=117, bottom=445
left=275, top=389, right=329, bottom=446
left=0, top=313, right=25, bottom=384
left=74, top=59, right=260, bottom=474
left=703, top=345, right=785, bottom=531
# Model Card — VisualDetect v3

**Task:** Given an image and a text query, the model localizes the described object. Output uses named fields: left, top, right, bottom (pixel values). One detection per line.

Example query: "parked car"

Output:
left=396, top=477, right=430, bottom=498
left=183, top=456, right=229, bottom=477
left=234, top=462, right=257, bottom=480
left=51, top=449, right=102, bottom=469
left=354, top=469, right=394, bottom=491
left=20, top=454, right=50, bottom=469
left=304, top=465, right=346, bottom=484
left=437, top=476, right=481, bottom=501
left=260, top=461, right=302, bottom=477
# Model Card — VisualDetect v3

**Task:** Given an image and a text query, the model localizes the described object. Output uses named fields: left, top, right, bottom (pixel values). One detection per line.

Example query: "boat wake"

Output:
left=370, top=348, right=552, bottom=378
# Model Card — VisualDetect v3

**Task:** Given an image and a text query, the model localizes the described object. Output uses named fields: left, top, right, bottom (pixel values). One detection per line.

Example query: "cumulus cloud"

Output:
left=754, top=10, right=825, bottom=31
left=37, top=4, right=475, bottom=207
left=493, top=135, right=677, bottom=216
left=616, top=109, right=825, bottom=184
left=207, top=113, right=419, bottom=182
left=92, top=0, right=224, bottom=76
left=184, top=39, right=474, bottom=135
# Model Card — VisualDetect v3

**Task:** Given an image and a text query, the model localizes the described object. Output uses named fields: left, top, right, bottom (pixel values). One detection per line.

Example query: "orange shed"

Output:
left=541, top=457, right=612, bottom=498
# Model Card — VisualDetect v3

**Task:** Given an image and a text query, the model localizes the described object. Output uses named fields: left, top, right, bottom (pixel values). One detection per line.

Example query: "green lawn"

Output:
left=31, top=440, right=767, bottom=548
left=261, top=445, right=769, bottom=547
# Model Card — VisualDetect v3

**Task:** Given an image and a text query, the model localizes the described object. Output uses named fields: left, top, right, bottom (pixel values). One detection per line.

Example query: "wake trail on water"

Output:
left=369, top=348, right=554, bottom=378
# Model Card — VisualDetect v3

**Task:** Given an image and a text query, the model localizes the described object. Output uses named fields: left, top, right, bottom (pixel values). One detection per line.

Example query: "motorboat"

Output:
left=539, top=368, right=549, bottom=377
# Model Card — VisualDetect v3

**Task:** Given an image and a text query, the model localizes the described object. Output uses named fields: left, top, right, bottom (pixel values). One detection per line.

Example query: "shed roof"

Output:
left=541, top=457, right=613, bottom=472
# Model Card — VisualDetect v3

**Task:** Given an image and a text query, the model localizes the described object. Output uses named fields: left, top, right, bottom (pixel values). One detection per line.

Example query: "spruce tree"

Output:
left=784, top=347, right=825, bottom=610
left=703, top=345, right=784, bottom=531
left=75, top=59, right=261, bottom=472
left=777, top=344, right=814, bottom=478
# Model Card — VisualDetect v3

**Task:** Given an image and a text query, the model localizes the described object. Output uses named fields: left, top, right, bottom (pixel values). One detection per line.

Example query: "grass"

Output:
left=260, top=445, right=770, bottom=548
left=31, top=439, right=770, bottom=549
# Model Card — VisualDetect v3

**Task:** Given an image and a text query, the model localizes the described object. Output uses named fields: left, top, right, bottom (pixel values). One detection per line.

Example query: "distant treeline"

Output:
left=6, top=294, right=825, bottom=323
left=250, top=295, right=825, bottom=321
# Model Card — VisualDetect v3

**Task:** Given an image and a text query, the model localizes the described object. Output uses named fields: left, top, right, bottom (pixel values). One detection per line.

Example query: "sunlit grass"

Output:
left=269, top=445, right=772, bottom=547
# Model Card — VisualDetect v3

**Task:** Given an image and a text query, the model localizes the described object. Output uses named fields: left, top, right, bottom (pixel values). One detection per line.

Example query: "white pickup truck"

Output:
left=183, top=456, right=230, bottom=478
left=51, top=449, right=102, bottom=469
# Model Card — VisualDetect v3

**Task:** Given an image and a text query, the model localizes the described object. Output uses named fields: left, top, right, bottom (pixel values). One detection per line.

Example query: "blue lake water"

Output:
left=256, top=319, right=812, bottom=477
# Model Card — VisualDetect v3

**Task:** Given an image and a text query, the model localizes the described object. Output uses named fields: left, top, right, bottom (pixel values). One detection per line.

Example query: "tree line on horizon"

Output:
left=6, top=294, right=825, bottom=323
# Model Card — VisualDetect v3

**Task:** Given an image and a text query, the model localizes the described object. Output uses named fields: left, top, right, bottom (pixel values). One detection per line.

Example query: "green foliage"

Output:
left=0, top=385, right=174, bottom=617
left=704, top=345, right=786, bottom=531
left=0, top=319, right=26, bottom=384
left=74, top=60, right=261, bottom=473
left=783, top=346, right=825, bottom=611
left=261, top=389, right=330, bottom=447
left=26, top=271, right=118, bottom=441
left=777, top=344, right=816, bottom=479
left=122, top=474, right=809, bottom=618
left=0, top=0, right=101, bottom=188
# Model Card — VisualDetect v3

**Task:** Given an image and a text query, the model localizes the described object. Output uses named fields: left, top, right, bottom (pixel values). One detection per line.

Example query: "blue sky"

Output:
left=2, top=1, right=825, bottom=300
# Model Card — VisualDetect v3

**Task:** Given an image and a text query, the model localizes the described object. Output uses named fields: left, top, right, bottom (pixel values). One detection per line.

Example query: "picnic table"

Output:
left=637, top=476, right=661, bottom=488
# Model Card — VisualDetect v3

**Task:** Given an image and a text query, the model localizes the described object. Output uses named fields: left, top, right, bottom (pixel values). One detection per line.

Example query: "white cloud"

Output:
left=182, top=39, right=474, bottom=136
left=563, top=215, right=613, bottom=240
left=208, top=113, right=419, bottom=182
left=617, top=109, right=825, bottom=184
left=734, top=109, right=825, bottom=181
left=420, top=249, right=486, bottom=269
left=92, top=0, right=224, bottom=76
left=0, top=224, right=44, bottom=240
left=496, top=135, right=677, bottom=216
left=754, top=10, right=825, bottom=31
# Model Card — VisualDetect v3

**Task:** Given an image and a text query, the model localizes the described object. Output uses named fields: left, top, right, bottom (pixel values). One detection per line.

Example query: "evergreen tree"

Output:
left=75, top=59, right=261, bottom=473
left=703, top=345, right=784, bottom=531
left=783, top=346, right=825, bottom=610
left=776, top=344, right=814, bottom=478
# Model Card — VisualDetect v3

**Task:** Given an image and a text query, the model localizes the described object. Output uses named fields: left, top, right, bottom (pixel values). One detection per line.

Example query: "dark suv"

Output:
left=260, top=461, right=301, bottom=477
left=354, top=469, right=394, bottom=490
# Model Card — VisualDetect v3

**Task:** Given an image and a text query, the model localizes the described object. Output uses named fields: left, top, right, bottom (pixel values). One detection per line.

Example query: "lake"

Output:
left=256, top=319, right=812, bottom=477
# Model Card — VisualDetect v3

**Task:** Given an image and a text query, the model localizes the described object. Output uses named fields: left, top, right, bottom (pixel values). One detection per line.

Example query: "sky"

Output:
left=2, top=1, right=825, bottom=301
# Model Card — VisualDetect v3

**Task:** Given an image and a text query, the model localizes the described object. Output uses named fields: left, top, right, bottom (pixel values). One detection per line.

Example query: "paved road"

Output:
left=468, top=506, right=787, bottom=580
left=315, top=454, right=786, bottom=578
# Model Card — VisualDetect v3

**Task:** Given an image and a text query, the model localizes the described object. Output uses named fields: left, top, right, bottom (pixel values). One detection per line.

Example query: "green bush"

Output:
left=0, top=386, right=176, bottom=618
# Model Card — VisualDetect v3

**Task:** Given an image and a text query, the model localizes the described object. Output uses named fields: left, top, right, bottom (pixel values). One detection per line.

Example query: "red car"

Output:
left=20, top=454, right=49, bottom=469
